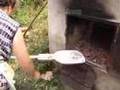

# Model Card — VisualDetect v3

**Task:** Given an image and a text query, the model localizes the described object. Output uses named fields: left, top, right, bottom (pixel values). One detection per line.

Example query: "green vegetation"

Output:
left=10, top=60, right=64, bottom=90
left=10, top=0, right=64, bottom=90
left=13, top=0, right=49, bottom=54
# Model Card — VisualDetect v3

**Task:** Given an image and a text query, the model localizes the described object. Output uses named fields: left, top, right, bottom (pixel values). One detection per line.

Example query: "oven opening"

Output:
left=66, top=16, right=117, bottom=66
left=90, top=22, right=116, bottom=51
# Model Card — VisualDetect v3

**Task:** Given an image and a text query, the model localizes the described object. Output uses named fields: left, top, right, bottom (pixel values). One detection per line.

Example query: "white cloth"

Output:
left=0, top=61, right=16, bottom=90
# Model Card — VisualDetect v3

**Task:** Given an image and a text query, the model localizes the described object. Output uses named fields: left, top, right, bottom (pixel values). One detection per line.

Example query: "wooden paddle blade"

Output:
left=53, top=50, right=85, bottom=64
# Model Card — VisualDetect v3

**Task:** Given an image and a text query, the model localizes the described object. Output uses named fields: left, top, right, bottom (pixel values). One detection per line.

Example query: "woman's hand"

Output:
left=40, top=71, right=53, bottom=81
left=33, top=71, right=53, bottom=81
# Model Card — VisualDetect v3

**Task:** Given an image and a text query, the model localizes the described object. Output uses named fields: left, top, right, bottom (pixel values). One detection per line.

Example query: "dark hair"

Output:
left=0, top=0, right=16, bottom=8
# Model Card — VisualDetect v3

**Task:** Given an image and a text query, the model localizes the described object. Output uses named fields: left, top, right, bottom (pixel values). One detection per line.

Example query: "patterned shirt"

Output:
left=0, top=10, right=20, bottom=61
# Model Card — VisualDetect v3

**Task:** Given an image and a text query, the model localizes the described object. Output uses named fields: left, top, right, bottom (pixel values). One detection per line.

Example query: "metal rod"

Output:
left=86, top=60, right=107, bottom=73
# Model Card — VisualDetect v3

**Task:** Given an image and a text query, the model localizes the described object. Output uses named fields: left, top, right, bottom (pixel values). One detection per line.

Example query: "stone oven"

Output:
left=48, top=0, right=120, bottom=90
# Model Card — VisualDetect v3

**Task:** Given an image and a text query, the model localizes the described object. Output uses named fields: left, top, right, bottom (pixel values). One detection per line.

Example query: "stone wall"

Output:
left=48, top=0, right=67, bottom=52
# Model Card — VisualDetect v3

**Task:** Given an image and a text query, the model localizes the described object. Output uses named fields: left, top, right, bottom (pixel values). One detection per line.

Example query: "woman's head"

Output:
left=0, top=0, right=16, bottom=15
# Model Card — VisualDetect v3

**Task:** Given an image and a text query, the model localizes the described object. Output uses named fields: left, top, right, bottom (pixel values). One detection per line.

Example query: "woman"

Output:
left=0, top=0, right=53, bottom=90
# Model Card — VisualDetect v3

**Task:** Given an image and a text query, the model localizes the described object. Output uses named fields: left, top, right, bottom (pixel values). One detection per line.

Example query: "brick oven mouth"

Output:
left=66, top=15, right=117, bottom=69
left=90, top=22, right=116, bottom=51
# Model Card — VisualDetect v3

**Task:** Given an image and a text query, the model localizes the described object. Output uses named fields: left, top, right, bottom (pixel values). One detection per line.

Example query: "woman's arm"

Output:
left=12, top=28, right=41, bottom=79
left=12, top=28, right=53, bottom=80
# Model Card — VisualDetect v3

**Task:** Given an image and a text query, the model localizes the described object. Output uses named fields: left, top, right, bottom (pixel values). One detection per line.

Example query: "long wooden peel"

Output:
left=0, top=50, right=107, bottom=73
left=0, top=50, right=85, bottom=65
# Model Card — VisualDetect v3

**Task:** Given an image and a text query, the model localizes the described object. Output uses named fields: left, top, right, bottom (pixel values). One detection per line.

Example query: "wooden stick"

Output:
left=23, top=2, right=48, bottom=38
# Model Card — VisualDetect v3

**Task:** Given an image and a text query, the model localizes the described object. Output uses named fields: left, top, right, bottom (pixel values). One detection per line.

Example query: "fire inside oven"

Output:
left=66, top=15, right=117, bottom=67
